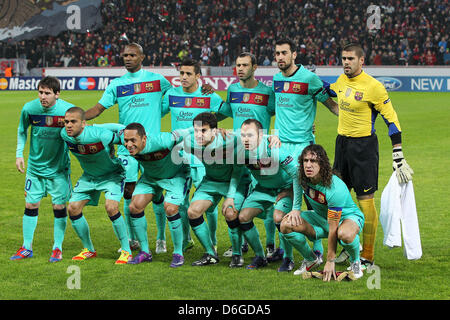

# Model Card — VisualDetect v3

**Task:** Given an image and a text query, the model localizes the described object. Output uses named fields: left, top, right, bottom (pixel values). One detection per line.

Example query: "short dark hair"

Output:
left=125, top=122, right=146, bottom=137
left=193, top=112, right=217, bottom=129
left=181, top=58, right=201, bottom=75
left=65, top=106, right=85, bottom=120
left=241, top=118, right=263, bottom=131
left=275, top=38, right=296, bottom=52
left=237, top=52, right=257, bottom=66
left=38, top=76, right=60, bottom=94
left=298, top=144, right=333, bottom=188
left=342, top=43, right=365, bottom=58
left=125, top=42, right=144, bottom=55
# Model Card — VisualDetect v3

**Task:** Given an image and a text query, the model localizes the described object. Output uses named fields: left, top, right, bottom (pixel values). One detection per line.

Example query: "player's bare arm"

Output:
left=85, top=103, right=106, bottom=120
left=322, top=98, right=339, bottom=116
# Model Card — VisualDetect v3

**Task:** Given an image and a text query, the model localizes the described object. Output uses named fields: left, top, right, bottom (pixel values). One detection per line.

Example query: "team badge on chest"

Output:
left=345, top=88, right=352, bottom=97
left=243, top=93, right=250, bottom=102
left=354, top=91, right=364, bottom=101
left=185, top=98, right=192, bottom=106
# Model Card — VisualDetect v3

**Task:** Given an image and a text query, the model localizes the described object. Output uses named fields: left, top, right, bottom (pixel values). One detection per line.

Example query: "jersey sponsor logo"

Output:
left=305, top=186, right=327, bottom=205
left=134, top=149, right=170, bottom=161
left=117, top=80, right=161, bottom=97
left=66, top=141, right=105, bottom=155
left=229, top=92, right=269, bottom=106
left=169, top=96, right=211, bottom=108
left=354, top=91, right=364, bottom=101
left=29, top=115, right=65, bottom=127
left=273, top=81, right=308, bottom=95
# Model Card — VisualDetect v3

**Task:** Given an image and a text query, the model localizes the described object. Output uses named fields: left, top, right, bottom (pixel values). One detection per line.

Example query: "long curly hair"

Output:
left=298, top=144, right=334, bottom=189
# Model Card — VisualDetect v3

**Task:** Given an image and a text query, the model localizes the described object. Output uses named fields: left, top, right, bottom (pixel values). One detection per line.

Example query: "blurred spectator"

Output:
left=1, top=0, right=448, bottom=67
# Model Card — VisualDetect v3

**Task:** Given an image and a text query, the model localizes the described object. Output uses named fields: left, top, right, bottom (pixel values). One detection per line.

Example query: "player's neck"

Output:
left=183, top=83, right=199, bottom=93
left=240, top=78, right=258, bottom=89
left=347, top=69, right=363, bottom=79
left=128, top=66, right=142, bottom=74
left=281, top=64, right=299, bottom=77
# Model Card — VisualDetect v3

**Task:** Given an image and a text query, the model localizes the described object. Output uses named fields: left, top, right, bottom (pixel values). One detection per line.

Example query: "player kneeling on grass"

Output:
left=280, top=144, right=365, bottom=280
left=62, top=107, right=132, bottom=265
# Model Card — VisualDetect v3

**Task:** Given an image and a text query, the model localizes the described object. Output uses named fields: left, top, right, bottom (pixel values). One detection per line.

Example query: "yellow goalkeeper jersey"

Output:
left=330, top=71, right=401, bottom=138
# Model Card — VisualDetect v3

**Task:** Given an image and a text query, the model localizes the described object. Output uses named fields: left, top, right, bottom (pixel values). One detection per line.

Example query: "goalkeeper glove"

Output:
left=392, top=147, right=414, bottom=184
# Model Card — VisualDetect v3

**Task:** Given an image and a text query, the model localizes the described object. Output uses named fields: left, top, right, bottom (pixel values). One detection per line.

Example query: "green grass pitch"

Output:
left=0, top=90, right=449, bottom=300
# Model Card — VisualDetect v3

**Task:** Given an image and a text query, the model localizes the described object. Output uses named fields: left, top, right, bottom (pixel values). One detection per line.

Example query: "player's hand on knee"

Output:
left=284, top=210, right=302, bottom=227
left=222, top=198, right=236, bottom=216
left=392, top=147, right=414, bottom=184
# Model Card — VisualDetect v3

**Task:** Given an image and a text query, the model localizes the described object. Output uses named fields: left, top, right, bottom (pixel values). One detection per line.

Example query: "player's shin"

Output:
left=110, top=212, right=131, bottom=253
left=167, top=213, right=184, bottom=255
left=226, top=218, right=242, bottom=256
left=206, top=205, right=218, bottom=247
left=189, top=215, right=215, bottom=256
left=70, top=213, right=95, bottom=252
left=130, top=212, right=150, bottom=253
left=152, top=194, right=167, bottom=241
left=276, top=223, right=293, bottom=260
left=283, top=232, right=316, bottom=261
left=53, top=208, right=67, bottom=250
left=22, top=208, right=39, bottom=250
left=339, top=234, right=361, bottom=263
left=358, top=198, right=378, bottom=262
left=240, top=221, right=265, bottom=258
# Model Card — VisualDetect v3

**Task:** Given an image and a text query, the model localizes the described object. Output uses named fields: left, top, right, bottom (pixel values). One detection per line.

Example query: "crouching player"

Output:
left=280, top=144, right=365, bottom=280
left=61, top=107, right=131, bottom=264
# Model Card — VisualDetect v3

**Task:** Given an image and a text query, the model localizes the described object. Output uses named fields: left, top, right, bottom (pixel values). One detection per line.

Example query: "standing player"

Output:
left=238, top=119, right=301, bottom=270
left=85, top=43, right=171, bottom=253
left=11, top=76, right=73, bottom=263
left=161, top=58, right=229, bottom=252
left=61, top=107, right=132, bottom=264
left=280, top=144, right=365, bottom=280
left=221, top=52, right=282, bottom=261
left=121, top=122, right=194, bottom=268
left=330, top=43, right=413, bottom=267
left=272, top=38, right=339, bottom=271
left=184, top=112, right=249, bottom=267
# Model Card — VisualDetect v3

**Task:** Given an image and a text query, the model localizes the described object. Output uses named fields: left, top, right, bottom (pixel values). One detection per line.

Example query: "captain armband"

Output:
left=327, top=207, right=342, bottom=222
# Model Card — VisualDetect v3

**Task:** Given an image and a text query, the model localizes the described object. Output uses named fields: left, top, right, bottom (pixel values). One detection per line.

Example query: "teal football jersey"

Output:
left=61, top=126, right=124, bottom=179
left=300, top=175, right=365, bottom=221
left=17, top=98, right=73, bottom=178
left=223, top=81, right=275, bottom=131
left=272, top=65, right=330, bottom=143
left=98, top=69, right=172, bottom=155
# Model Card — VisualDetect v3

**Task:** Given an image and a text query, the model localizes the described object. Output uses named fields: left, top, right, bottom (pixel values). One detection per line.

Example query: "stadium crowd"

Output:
left=1, top=0, right=449, bottom=68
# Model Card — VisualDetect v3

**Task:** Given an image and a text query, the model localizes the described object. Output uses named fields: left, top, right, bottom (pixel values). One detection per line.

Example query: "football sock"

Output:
left=109, top=212, right=131, bottom=253
left=276, top=223, right=293, bottom=260
left=340, top=234, right=361, bottom=263
left=359, top=198, right=378, bottom=262
left=240, top=221, right=265, bottom=258
left=179, top=195, right=192, bottom=246
left=52, top=208, right=67, bottom=250
left=130, top=212, right=150, bottom=253
left=167, top=213, right=183, bottom=256
left=226, top=218, right=242, bottom=256
left=206, top=205, right=218, bottom=246
left=22, top=208, right=38, bottom=250
left=283, top=232, right=316, bottom=261
left=152, top=196, right=166, bottom=241
left=69, top=213, right=95, bottom=252
left=312, top=239, right=324, bottom=254
left=123, top=198, right=135, bottom=241
left=189, top=216, right=215, bottom=256
left=264, top=207, right=276, bottom=248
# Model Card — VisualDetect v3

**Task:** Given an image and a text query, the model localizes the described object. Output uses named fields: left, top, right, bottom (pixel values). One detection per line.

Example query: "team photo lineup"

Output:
left=11, top=37, right=416, bottom=284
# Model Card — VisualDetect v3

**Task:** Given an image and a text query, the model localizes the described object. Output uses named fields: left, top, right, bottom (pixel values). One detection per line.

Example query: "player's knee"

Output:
left=223, top=208, right=238, bottom=221
left=68, top=202, right=81, bottom=216
left=25, top=202, right=40, bottom=210
left=337, top=228, right=355, bottom=244
left=164, top=203, right=179, bottom=216
left=187, top=205, right=201, bottom=219
left=280, top=219, right=292, bottom=234
left=238, top=211, right=251, bottom=224
left=273, top=212, right=284, bottom=225
left=128, top=201, right=141, bottom=214
left=105, top=201, right=119, bottom=216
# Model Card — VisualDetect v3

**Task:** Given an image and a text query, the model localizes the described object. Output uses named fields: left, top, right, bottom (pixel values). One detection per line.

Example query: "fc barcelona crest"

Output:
left=45, top=116, right=54, bottom=126
left=354, top=91, right=364, bottom=101
left=145, top=82, right=153, bottom=91
left=197, top=98, right=205, bottom=107
left=185, top=98, right=192, bottom=106
left=243, top=93, right=250, bottom=102
left=283, top=82, right=290, bottom=92
left=134, top=83, right=141, bottom=93
left=254, top=94, right=263, bottom=104
left=292, top=83, right=302, bottom=93
left=318, top=193, right=325, bottom=204
left=57, top=117, right=65, bottom=127
left=89, top=145, right=97, bottom=153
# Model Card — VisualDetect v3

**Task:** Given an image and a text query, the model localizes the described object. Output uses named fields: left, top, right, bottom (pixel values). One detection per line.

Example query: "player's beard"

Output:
left=277, top=59, right=292, bottom=72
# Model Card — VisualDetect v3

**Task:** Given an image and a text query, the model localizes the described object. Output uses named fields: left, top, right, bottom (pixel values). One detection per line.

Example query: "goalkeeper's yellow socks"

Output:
left=358, top=198, right=378, bottom=262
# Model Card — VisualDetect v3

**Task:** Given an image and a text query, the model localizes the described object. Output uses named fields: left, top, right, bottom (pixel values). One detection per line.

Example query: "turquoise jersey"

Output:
left=300, top=175, right=365, bottom=221
left=272, top=65, right=330, bottom=143
left=16, top=98, right=74, bottom=178
left=222, top=81, right=275, bottom=131
left=161, top=85, right=227, bottom=129
left=115, top=125, right=191, bottom=180
left=98, top=69, right=172, bottom=155
left=243, top=136, right=298, bottom=191
left=61, top=126, right=124, bottom=179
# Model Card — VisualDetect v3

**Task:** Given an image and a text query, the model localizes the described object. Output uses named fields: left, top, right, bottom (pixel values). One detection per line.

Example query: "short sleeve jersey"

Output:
left=272, top=65, right=330, bottom=143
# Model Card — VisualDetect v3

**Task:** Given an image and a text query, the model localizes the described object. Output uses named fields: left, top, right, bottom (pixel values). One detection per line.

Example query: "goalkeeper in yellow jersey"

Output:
left=330, top=43, right=413, bottom=268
